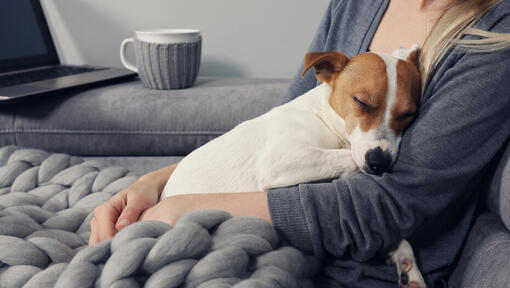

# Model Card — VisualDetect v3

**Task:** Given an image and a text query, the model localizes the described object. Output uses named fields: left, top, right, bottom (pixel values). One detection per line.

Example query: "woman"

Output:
left=89, top=0, right=510, bottom=287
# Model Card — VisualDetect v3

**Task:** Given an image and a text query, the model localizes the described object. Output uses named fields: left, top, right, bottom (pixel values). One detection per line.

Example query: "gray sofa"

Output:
left=0, top=77, right=286, bottom=173
left=0, top=77, right=509, bottom=287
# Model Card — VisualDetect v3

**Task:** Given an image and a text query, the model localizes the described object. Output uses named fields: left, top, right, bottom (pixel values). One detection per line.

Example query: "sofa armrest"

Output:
left=449, top=212, right=510, bottom=288
left=485, top=141, right=510, bottom=231
left=0, top=77, right=289, bottom=156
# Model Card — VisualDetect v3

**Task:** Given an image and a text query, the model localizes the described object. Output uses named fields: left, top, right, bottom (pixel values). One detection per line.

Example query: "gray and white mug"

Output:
left=120, top=29, right=202, bottom=90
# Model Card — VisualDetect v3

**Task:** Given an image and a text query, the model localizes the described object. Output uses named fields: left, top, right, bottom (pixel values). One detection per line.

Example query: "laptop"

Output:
left=0, top=0, right=136, bottom=101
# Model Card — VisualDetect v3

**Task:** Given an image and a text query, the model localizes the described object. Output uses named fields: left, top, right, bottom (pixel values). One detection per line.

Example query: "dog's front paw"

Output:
left=339, top=165, right=359, bottom=179
left=339, top=157, right=359, bottom=179
left=330, top=150, right=359, bottom=179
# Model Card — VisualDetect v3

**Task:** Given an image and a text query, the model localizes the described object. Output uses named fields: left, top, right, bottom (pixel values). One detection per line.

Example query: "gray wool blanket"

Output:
left=0, top=146, right=320, bottom=287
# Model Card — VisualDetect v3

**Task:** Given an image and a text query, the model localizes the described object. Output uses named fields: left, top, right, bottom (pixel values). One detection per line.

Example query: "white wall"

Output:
left=40, top=0, right=330, bottom=79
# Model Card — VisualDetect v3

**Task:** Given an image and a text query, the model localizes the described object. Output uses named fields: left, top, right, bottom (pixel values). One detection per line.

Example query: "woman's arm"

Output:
left=139, top=192, right=271, bottom=225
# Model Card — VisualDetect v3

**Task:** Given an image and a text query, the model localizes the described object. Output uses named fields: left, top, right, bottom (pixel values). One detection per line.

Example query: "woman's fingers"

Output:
left=93, top=202, right=119, bottom=242
left=89, top=217, right=99, bottom=246
left=115, top=193, right=148, bottom=231
left=115, top=205, right=141, bottom=231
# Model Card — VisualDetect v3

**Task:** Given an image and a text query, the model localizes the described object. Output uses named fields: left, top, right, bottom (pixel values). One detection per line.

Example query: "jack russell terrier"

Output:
left=161, top=45, right=425, bottom=288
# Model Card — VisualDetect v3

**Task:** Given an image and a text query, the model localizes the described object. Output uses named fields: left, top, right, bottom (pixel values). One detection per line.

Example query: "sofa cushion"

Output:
left=0, top=77, right=289, bottom=156
left=0, top=110, right=14, bottom=148
left=485, top=142, right=510, bottom=231
left=449, top=212, right=510, bottom=288
left=82, top=156, right=182, bottom=176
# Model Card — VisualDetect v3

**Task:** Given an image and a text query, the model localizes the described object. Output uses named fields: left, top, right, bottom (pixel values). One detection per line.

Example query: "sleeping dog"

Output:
left=161, top=46, right=425, bottom=288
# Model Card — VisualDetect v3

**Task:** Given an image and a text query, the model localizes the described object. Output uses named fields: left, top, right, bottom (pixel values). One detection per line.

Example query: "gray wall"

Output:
left=40, top=0, right=330, bottom=79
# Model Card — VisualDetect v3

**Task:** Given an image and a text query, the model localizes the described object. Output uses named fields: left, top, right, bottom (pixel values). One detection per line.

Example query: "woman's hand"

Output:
left=89, top=179, right=160, bottom=245
left=89, top=163, right=178, bottom=245
left=138, top=195, right=184, bottom=225
left=139, top=192, right=271, bottom=226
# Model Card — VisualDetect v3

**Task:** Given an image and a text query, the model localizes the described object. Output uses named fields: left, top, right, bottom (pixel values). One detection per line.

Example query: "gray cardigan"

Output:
left=267, top=0, right=510, bottom=287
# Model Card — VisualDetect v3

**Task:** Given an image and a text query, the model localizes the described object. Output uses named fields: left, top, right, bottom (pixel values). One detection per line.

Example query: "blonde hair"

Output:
left=420, top=0, right=510, bottom=90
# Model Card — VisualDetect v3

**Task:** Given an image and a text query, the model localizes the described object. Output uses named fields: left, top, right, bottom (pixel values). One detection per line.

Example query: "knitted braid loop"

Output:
left=0, top=146, right=320, bottom=287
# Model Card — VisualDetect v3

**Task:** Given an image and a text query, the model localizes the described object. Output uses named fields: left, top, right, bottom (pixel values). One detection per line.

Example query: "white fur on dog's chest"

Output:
left=161, top=83, right=353, bottom=198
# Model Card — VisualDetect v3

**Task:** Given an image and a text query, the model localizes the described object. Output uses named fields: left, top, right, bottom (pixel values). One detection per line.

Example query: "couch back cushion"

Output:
left=486, top=141, right=510, bottom=231
left=0, top=78, right=289, bottom=156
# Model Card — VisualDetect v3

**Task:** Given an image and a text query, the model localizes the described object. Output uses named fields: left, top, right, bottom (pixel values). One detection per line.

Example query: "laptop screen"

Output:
left=0, top=0, right=59, bottom=73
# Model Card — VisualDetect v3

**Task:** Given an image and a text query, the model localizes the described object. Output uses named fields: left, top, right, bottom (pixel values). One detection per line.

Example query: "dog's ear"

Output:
left=392, top=44, right=421, bottom=69
left=302, top=52, right=349, bottom=84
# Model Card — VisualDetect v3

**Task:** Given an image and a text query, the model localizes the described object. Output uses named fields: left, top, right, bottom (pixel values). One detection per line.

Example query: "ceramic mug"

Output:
left=120, top=29, right=202, bottom=90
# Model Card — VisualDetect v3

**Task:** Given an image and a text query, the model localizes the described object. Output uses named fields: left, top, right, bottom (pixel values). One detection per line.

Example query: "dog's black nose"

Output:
left=365, top=147, right=392, bottom=174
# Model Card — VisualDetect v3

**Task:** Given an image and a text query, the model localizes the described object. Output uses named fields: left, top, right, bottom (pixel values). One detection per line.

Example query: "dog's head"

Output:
left=302, top=46, right=421, bottom=175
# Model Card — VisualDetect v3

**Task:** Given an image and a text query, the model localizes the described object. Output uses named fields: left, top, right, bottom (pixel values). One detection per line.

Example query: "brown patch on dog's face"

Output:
left=390, top=60, right=421, bottom=135
left=328, top=53, right=390, bottom=134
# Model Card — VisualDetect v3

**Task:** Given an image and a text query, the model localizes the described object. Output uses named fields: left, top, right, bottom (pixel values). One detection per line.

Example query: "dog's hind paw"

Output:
left=388, top=239, right=427, bottom=288
left=397, top=258, right=426, bottom=288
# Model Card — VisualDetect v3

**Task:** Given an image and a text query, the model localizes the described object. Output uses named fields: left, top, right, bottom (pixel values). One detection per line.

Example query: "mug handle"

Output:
left=120, top=38, right=138, bottom=72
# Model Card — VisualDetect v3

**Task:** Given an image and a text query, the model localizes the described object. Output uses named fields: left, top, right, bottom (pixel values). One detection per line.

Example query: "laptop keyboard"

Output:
left=0, top=66, right=104, bottom=88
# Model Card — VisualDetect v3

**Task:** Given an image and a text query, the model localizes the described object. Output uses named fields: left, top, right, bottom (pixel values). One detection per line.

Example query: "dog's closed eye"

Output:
left=353, top=96, right=371, bottom=110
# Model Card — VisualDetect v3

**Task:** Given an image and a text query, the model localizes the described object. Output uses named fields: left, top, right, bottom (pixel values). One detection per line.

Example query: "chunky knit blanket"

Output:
left=0, top=146, right=320, bottom=287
